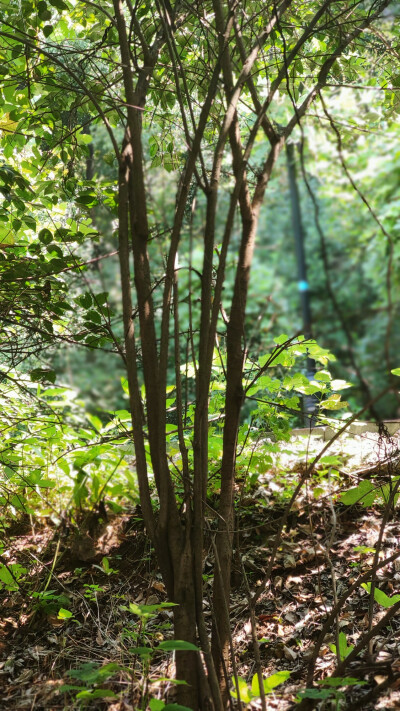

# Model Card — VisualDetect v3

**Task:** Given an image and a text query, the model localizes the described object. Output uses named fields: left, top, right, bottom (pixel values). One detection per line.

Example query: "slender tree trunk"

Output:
left=211, top=212, right=257, bottom=699
left=173, top=545, right=201, bottom=707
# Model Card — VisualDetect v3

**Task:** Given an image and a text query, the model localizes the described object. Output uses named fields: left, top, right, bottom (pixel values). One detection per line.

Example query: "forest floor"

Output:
left=1, top=427, right=400, bottom=710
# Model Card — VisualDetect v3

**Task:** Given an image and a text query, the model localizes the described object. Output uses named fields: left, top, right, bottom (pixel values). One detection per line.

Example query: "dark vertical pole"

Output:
left=286, top=142, right=317, bottom=426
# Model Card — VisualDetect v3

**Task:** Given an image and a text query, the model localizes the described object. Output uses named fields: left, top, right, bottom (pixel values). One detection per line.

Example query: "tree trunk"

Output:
left=171, top=529, right=214, bottom=709
left=173, top=595, right=201, bottom=708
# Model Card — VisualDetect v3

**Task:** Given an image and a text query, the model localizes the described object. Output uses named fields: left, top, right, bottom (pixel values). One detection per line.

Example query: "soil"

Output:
left=1, top=429, right=400, bottom=710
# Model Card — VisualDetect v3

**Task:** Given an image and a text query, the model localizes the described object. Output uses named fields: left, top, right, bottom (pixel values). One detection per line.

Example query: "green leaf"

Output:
left=120, top=377, right=129, bottom=395
left=263, top=670, right=291, bottom=693
left=76, top=689, right=117, bottom=699
left=273, top=334, right=289, bottom=345
left=67, top=662, right=120, bottom=684
left=87, top=414, right=103, bottom=432
left=314, top=370, right=331, bottom=382
left=86, top=309, right=102, bottom=324
left=129, top=646, right=153, bottom=658
left=149, top=701, right=165, bottom=711
left=320, top=455, right=342, bottom=466
left=318, top=677, right=366, bottom=687
left=29, top=368, right=56, bottom=384
left=251, top=674, right=261, bottom=696
left=322, top=394, right=345, bottom=410
left=341, top=480, right=376, bottom=507
left=37, top=479, right=56, bottom=488
left=38, top=228, right=53, bottom=244
left=329, top=632, right=354, bottom=661
left=94, top=291, right=109, bottom=305
left=158, top=641, right=199, bottom=652
left=0, top=563, right=27, bottom=589
left=76, top=292, right=92, bottom=308
left=23, top=215, right=36, bottom=230
left=76, top=191, right=97, bottom=206
left=76, top=132, right=93, bottom=146
left=57, top=608, right=73, bottom=619
left=111, top=409, right=131, bottom=421
left=101, top=557, right=110, bottom=573
left=307, top=342, right=336, bottom=363
left=338, top=632, right=353, bottom=660
left=271, top=350, right=294, bottom=367
left=391, top=368, right=400, bottom=377
left=297, top=689, right=335, bottom=700
left=330, top=379, right=352, bottom=391
left=231, top=677, right=252, bottom=703
left=124, top=601, right=177, bottom=618
left=48, top=0, right=68, bottom=9
left=361, top=582, right=400, bottom=608
left=37, top=1, right=52, bottom=20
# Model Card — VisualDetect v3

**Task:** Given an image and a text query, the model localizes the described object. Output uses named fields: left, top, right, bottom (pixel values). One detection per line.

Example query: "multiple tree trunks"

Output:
left=112, top=2, right=391, bottom=707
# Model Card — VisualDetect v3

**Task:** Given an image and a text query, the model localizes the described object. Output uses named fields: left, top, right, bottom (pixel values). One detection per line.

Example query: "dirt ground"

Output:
left=1, top=428, right=400, bottom=710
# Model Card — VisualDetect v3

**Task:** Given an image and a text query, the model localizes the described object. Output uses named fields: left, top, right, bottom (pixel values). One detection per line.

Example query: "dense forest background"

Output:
left=6, top=80, right=400, bottom=419
left=24, top=89, right=400, bottom=421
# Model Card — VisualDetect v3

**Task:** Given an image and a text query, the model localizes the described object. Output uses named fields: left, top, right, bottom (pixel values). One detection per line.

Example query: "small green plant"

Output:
left=83, top=583, right=106, bottom=601
left=341, top=477, right=400, bottom=508
left=32, top=589, right=71, bottom=614
left=60, top=662, right=121, bottom=705
left=296, top=687, right=346, bottom=705
left=93, top=556, right=118, bottom=576
left=231, top=670, right=290, bottom=704
left=361, top=582, right=400, bottom=607
left=120, top=601, right=176, bottom=625
left=120, top=601, right=198, bottom=710
left=0, top=562, right=27, bottom=591
left=329, top=632, right=354, bottom=661
left=57, top=607, right=79, bottom=624
left=296, top=677, right=366, bottom=709
left=353, top=545, right=375, bottom=556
